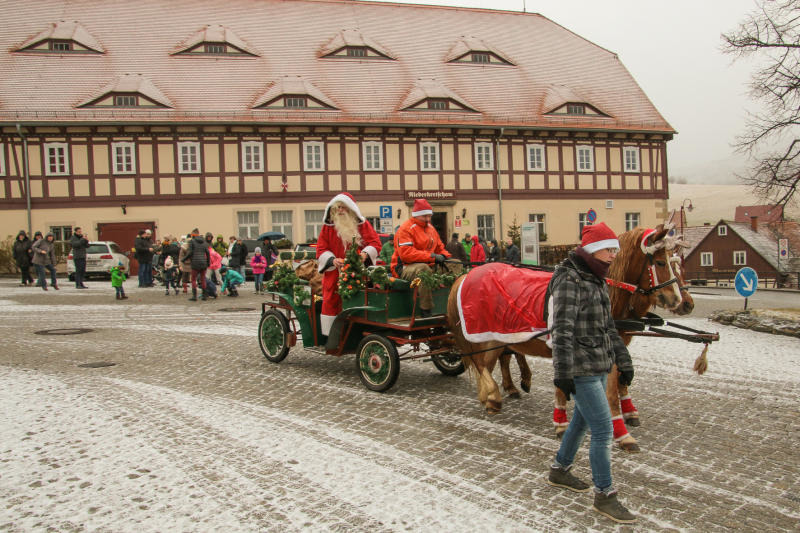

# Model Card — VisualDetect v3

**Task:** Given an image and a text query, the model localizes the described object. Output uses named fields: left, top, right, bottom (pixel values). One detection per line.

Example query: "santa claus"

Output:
left=316, top=193, right=381, bottom=335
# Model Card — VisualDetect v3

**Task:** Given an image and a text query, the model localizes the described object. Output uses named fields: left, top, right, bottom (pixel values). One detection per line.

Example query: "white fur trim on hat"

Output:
left=583, top=238, right=620, bottom=254
left=411, top=198, right=433, bottom=217
left=323, top=193, right=365, bottom=224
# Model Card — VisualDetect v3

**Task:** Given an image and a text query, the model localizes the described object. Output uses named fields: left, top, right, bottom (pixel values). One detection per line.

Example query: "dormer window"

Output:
left=346, top=47, right=367, bottom=57
left=400, top=79, right=479, bottom=113
left=204, top=43, right=225, bottom=54
left=15, top=21, right=104, bottom=54
left=445, top=37, right=514, bottom=66
left=50, top=40, right=72, bottom=52
left=113, top=95, right=137, bottom=107
left=428, top=99, right=448, bottom=110
left=319, top=30, right=396, bottom=60
left=543, top=84, right=611, bottom=119
left=173, top=25, right=259, bottom=57
left=567, top=104, right=586, bottom=115
left=285, top=96, right=308, bottom=108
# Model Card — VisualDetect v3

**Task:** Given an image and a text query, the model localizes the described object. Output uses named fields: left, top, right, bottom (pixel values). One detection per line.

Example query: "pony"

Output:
left=447, top=225, right=687, bottom=451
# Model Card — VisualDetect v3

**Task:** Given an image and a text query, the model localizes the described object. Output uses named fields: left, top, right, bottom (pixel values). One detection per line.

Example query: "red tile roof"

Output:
left=0, top=0, right=674, bottom=132
left=734, top=205, right=784, bottom=223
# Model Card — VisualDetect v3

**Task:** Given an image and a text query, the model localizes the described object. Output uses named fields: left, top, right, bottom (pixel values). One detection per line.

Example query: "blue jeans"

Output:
left=254, top=273, right=264, bottom=291
left=138, top=262, right=148, bottom=286
left=36, top=264, right=57, bottom=288
left=555, top=374, right=613, bottom=492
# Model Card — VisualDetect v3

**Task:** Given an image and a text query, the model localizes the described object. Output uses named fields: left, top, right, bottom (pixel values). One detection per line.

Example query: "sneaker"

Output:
left=52, top=284, right=59, bottom=290
left=77, top=286, right=89, bottom=289
left=547, top=465, right=590, bottom=493
left=593, top=490, right=636, bottom=524
left=120, top=295, right=129, bottom=300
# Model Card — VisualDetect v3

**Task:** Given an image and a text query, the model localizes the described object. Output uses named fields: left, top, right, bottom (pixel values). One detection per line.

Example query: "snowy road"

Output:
left=0, top=280, right=798, bottom=532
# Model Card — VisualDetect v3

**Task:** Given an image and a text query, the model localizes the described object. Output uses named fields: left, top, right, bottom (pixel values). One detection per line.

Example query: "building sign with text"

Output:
left=405, top=190, right=457, bottom=201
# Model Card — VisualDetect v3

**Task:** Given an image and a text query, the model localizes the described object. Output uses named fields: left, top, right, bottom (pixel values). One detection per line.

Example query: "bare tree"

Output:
left=722, top=0, right=800, bottom=208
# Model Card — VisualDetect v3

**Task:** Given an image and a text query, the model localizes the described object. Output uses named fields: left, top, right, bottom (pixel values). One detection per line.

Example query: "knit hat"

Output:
left=164, top=256, right=173, bottom=269
left=581, top=222, right=620, bottom=254
left=255, top=247, right=262, bottom=253
left=144, top=229, right=152, bottom=235
left=411, top=198, right=433, bottom=217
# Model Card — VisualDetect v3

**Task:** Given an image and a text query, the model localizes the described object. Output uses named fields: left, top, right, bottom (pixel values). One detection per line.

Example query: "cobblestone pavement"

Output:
left=1, top=279, right=798, bottom=532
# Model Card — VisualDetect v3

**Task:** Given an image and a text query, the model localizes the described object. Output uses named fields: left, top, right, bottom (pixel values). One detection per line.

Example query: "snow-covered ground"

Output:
left=0, top=280, right=798, bottom=532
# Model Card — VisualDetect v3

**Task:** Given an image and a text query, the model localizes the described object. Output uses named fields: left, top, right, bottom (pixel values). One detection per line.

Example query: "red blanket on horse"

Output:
left=456, top=263, right=552, bottom=343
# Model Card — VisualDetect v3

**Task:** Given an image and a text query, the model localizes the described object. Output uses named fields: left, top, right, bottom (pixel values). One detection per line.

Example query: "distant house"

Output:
left=734, top=205, right=783, bottom=224
left=681, top=218, right=798, bottom=287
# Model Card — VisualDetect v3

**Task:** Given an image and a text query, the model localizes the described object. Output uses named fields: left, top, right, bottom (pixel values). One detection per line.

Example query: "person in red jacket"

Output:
left=391, top=198, right=451, bottom=317
left=469, top=234, right=486, bottom=264
left=316, top=192, right=381, bottom=335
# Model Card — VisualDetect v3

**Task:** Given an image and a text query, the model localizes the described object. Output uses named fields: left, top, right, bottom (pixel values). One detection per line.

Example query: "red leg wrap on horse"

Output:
left=553, top=407, right=568, bottom=427
left=620, top=395, right=639, bottom=418
left=612, top=416, right=630, bottom=442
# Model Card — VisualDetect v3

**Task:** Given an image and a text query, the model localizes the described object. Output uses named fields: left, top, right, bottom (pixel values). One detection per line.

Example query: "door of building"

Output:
left=97, top=221, right=156, bottom=274
left=431, top=212, right=448, bottom=244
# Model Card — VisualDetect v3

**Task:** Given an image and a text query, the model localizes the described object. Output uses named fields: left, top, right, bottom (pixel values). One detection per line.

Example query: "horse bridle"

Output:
left=605, top=228, right=681, bottom=297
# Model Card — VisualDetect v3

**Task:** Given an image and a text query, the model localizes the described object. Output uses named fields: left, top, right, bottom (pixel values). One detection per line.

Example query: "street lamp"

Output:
left=679, top=199, right=693, bottom=264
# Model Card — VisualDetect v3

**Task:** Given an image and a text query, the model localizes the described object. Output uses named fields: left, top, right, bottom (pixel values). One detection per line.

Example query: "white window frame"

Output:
left=305, top=209, right=325, bottom=241
left=526, top=144, right=546, bottom=171
left=242, top=141, right=264, bottom=173
left=578, top=213, right=589, bottom=239
left=44, top=142, right=69, bottom=176
left=733, top=250, right=747, bottom=266
left=717, top=225, right=727, bottom=236
left=0, top=143, right=5, bottom=176
left=303, top=141, right=325, bottom=171
left=576, top=146, right=594, bottom=172
left=362, top=141, right=384, bottom=171
left=700, top=252, right=713, bottom=267
left=529, top=213, right=546, bottom=241
left=420, top=142, right=440, bottom=171
left=271, top=210, right=293, bottom=243
left=111, top=141, right=136, bottom=175
left=625, top=212, right=640, bottom=232
left=177, top=141, right=201, bottom=174
left=474, top=142, right=494, bottom=170
left=623, top=146, right=640, bottom=172
left=477, top=214, right=495, bottom=242
left=237, top=211, right=260, bottom=239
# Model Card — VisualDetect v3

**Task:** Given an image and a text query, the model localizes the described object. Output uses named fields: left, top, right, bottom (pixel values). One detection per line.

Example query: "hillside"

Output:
left=667, top=184, right=800, bottom=225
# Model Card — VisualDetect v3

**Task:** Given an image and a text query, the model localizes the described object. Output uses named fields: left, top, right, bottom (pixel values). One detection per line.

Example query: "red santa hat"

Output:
left=581, top=222, right=620, bottom=254
left=324, top=192, right=365, bottom=223
left=411, top=198, right=433, bottom=217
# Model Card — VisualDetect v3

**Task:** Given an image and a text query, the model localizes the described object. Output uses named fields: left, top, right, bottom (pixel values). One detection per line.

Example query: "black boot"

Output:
left=189, top=288, right=198, bottom=301
left=201, top=288, right=208, bottom=301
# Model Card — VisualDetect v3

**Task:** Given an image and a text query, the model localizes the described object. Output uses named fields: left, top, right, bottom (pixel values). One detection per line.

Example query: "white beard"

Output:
left=332, top=208, right=361, bottom=248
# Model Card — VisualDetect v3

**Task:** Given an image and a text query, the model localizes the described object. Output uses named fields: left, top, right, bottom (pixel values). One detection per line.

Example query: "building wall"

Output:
left=0, top=124, right=669, bottom=245
left=684, top=222, right=776, bottom=275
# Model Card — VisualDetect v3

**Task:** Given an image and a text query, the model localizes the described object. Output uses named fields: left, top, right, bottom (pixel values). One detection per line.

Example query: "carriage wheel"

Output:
left=259, top=310, right=290, bottom=363
left=356, top=334, right=400, bottom=392
left=431, top=353, right=466, bottom=376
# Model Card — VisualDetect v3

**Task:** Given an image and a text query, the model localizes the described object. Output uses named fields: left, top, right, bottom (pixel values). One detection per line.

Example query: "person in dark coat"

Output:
left=487, top=239, right=500, bottom=262
left=69, top=227, right=90, bottom=288
left=445, top=233, right=468, bottom=263
left=134, top=229, right=155, bottom=287
left=261, top=237, right=279, bottom=282
left=12, top=230, right=33, bottom=286
left=504, top=238, right=521, bottom=264
left=236, top=238, right=249, bottom=282
left=186, top=232, right=210, bottom=301
left=32, top=232, right=58, bottom=290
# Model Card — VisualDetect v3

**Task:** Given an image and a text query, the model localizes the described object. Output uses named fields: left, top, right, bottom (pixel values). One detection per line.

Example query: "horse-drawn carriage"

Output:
left=258, top=265, right=465, bottom=392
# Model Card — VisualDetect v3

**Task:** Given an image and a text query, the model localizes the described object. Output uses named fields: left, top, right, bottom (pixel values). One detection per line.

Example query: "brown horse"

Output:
left=447, top=225, right=685, bottom=450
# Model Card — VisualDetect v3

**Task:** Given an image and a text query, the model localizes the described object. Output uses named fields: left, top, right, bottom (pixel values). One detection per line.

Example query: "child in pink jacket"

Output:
left=208, top=247, right=223, bottom=286
left=250, top=247, right=268, bottom=294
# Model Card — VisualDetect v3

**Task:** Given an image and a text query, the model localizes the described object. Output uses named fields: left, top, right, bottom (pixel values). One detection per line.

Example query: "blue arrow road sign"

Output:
left=734, top=267, right=758, bottom=298
left=380, top=205, right=392, bottom=219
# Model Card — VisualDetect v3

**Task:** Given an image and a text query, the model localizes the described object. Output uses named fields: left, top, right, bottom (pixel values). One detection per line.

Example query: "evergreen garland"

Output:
left=417, top=269, right=458, bottom=290
left=270, top=262, right=308, bottom=307
left=368, top=265, right=392, bottom=289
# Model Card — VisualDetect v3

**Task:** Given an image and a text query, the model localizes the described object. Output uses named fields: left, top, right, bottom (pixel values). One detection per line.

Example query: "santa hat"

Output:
left=164, top=256, right=173, bottom=269
left=581, top=222, right=620, bottom=254
left=323, top=192, right=365, bottom=223
left=411, top=198, right=433, bottom=217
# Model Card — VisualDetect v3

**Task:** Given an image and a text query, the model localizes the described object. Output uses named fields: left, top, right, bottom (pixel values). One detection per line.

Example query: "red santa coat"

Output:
left=316, top=193, right=380, bottom=335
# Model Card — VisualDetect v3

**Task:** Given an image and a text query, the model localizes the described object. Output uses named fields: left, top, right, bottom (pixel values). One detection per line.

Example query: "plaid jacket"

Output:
left=549, top=251, right=633, bottom=380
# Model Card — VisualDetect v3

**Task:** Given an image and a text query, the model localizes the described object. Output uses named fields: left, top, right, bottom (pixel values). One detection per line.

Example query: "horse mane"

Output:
left=607, top=227, right=646, bottom=283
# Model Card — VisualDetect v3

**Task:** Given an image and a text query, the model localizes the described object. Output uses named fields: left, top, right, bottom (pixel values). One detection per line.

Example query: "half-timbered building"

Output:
left=0, top=0, right=674, bottom=250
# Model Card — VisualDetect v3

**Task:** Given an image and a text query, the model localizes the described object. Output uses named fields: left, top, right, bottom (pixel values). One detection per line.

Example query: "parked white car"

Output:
left=67, top=241, right=129, bottom=281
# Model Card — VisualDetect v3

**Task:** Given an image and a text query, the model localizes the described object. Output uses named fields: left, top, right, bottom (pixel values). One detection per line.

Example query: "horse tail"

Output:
left=693, top=343, right=709, bottom=375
